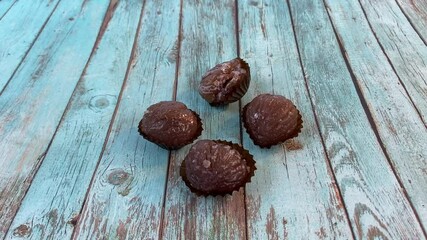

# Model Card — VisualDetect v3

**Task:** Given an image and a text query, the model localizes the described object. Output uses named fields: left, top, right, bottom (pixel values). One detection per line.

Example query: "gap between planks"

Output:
left=233, top=1, right=251, bottom=240
left=158, top=0, right=184, bottom=238
left=394, top=0, right=427, bottom=46
left=0, top=0, right=61, bottom=95
left=0, top=0, right=17, bottom=20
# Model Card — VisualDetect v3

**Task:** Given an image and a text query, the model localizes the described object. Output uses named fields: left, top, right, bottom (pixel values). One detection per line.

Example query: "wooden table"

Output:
left=1, top=0, right=426, bottom=239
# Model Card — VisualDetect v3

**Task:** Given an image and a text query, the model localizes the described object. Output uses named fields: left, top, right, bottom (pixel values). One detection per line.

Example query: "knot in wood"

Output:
left=89, top=94, right=116, bottom=112
left=13, top=224, right=31, bottom=238
left=108, top=169, right=129, bottom=185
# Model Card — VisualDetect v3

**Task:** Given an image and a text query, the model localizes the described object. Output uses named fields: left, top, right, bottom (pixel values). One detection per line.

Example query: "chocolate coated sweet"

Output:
left=243, top=94, right=302, bottom=148
left=138, top=101, right=202, bottom=150
left=198, top=58, right=250, bottom=105
left=180, top=140, right=256, bottom=196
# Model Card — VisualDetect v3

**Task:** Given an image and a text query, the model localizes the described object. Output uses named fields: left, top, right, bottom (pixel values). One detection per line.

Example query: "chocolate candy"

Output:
left=243, top=94, right=303, bottom=148
left=138, top=101, right=203, bottom=150
left=198, top=58, right=250, bottom=106
left=180, top=140, right=256, bottom=196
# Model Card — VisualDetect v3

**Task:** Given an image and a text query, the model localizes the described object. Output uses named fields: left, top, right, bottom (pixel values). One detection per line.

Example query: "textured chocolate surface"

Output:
left=198, top=58, right=250, bottom=105
left=138, top=101, right=202, bottom=150
left=181, top=140, right=255, bottom=196
left=243, top=94, right=303, bottom=148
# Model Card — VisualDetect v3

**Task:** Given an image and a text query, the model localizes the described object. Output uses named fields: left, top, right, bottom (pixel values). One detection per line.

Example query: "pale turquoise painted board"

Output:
left=238, top=0, right=353, bottom=239
left=290, top=0, right=425, bottom=238
left=0, top=0, right=110, bottom=237
left=4, top=1, right=142, bottom=239
left=0, top=0, right=16, bottom=19
left=0, top=0, right=60, bottom=91
left=161, top=0, right=246, bottom=239
left=395, top=0, right=427, bottom=44
left=1, top=0, right=426, bottom=238
left=325, top=0, right=427, bottom=231
left=359, top=0, right=427, bottom=124
left=73, top=0, right=181, bottom=239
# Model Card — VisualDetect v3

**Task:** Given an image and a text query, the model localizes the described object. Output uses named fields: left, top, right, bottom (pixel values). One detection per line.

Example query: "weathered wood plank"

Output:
left=161, top=0, right=247, bottom=239
left=0, top=0, right=111, bottom=238
left=324, top=0, right=427, bottom=233
left=290, top=0, right=426, bottom=238
left=0, top=0, right=60, bottom=92
left=395, top=0, right=427, bottom=44
left=238, top=0, right=353, bottom=239
left=4, top=1, right=142, bottom=239
left=0, top=0, right=16, bottom=19
left=72, top=1, right=181, bottom=239
left=359, top=0, right=427, bottom=125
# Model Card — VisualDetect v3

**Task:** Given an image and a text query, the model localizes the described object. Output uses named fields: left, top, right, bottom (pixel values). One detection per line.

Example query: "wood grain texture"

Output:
left=359, top=0, right=427, bottom=125
left=4, top=1, right=142, bottom=239
left=0, top=0, right=111, bottom=238
left=324, top=0, right=427, bottom=233
left=291, top=0, right=426, bottom=238
left=72, top=0, right=181, bottom=239
left=0, top=0, right=60, bottom=92
left=238, top=0, right=353, bottom=239
left=395, top=0, right=427, bottom=44
left=161, top=0, right=247, bottom=239
left=0, top=0, right=16, bottom=19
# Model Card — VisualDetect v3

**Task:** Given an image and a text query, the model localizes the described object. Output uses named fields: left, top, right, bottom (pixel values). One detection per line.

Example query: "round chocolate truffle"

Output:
left=180, top=140, right=256, bottom=196
left=243, top=94, right=303, bottom=148
left=138, top=101, right=203, bottom=150
left=198, top=58, right=250, bottom=106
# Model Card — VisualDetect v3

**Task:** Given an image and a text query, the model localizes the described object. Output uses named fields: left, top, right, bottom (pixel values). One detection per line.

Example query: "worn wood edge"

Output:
left=234, top=1, right=249, bottom=239
left=4, top=0, right=142, bottom=239
left=394, top=0, right=427, bottom=45
left=158, top=0, right=184, bottom=238
left=0, top=0, right=17, bottom=20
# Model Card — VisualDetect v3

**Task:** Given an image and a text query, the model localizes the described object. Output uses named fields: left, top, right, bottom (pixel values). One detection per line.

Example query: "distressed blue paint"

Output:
left=395, top=0, right=427, bottom=43
left=290, top=0, right=425, bottom=238
left=359, top=0, right=427, bottom=124
left=325, top=0, right=427, bottom=232
left=0, top=0, right=60, bottom=92
left=238, top=0, right=353, bottom=239
left=0, top=0, right=110, bottom=238
left=0, top=0, right=426, bottom=238
left=0, top=0, right=16, bottom=19
left=161, top=0, right=246, bottom=239
left=4, top=1, right=142, bottom=239
left=73, top=0, right=181, bottom=239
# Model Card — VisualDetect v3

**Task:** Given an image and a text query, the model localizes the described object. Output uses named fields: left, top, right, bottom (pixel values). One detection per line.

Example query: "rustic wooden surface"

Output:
left=0, top=0, right=16, bottom=19
left=239, top=0, right=352, bottom=239
left=395, top=0, right=427, bottom=44
left=0, top=0, right=426, bottom=239
left=161, top=0, right=246, bottom=239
